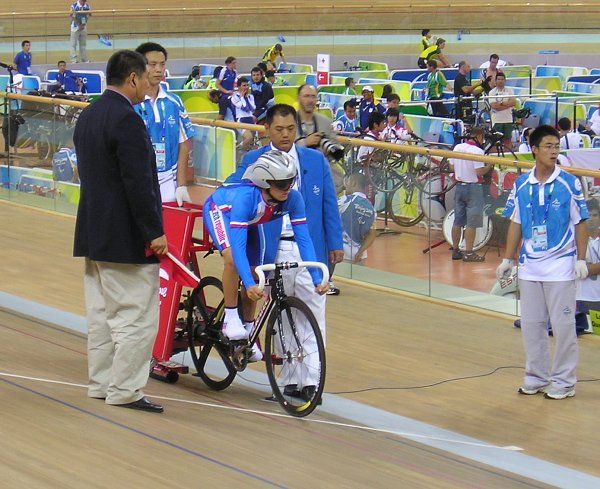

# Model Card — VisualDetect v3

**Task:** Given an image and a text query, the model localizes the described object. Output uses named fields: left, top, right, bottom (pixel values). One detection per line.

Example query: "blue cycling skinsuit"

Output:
left=203, top=183, right=322, bottom=289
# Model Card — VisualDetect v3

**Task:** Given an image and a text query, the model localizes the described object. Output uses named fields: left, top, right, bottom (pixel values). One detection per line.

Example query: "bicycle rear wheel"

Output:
left=387, top=177, right=425, bottom=227
left=264, top=296, right=326, bottom=417
left=187, top=276, right=237, bottom=390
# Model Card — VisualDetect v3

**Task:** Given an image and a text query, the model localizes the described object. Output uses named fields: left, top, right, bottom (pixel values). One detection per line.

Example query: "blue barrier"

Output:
left=391, top=68, right=459, bottom=83
left=566, top=76, right=600, bottom=85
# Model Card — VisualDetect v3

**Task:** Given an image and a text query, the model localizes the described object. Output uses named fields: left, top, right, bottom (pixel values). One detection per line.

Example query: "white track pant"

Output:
left=275, top=240, right=326, bottom=389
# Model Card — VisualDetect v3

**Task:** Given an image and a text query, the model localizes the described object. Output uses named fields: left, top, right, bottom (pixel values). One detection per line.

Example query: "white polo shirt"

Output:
left=560, top=132, right=584, bottom=150
left=577, top=238, right=600, bottom=301
left=489, top=86, right=515, bottom=125
left=450, top=141, right=485, bottom=183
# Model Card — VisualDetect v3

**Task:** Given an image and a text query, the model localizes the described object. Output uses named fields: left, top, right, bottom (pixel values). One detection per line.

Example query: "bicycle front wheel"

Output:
left=387, top=176, right=425, bottom=227
left=264, top=297, right=326, bottom=417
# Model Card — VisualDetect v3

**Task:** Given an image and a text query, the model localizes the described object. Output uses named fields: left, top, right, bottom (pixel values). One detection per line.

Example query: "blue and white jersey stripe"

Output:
left=503, top=166, right=588, bottom=281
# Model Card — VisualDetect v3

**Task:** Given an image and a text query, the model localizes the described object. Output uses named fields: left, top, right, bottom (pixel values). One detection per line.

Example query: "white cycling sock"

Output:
left=224, top=307, right=239, bottom=323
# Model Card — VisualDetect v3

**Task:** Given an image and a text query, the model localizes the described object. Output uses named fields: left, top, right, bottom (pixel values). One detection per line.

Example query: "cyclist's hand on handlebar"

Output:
left=247, top=285, right=264, bottom=302
left=329, top=250, right=344, bottom=265
left=149, top=235, right=168, bottom=256
left=315, top=284, right=329, bottom=295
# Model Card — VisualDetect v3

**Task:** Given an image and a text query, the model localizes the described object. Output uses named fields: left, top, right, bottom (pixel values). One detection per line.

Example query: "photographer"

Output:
left=295, top=84, right=344, bottom=162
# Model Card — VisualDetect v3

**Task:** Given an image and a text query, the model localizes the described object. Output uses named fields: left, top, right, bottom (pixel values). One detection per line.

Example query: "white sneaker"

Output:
left=518, top=384, right=549, bottom=395
left=544, top=387, right=575, bottom=400
left=222, top=318, right=248, bottom=340
left=248, top=343, right=263, bottom=362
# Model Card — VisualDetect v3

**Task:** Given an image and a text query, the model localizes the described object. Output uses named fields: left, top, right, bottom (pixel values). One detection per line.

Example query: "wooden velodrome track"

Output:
left=2, top=200, right=600, bottom=487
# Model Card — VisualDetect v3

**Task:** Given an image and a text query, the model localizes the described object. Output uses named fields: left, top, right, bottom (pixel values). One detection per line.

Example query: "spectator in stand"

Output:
left=558, top=117, right=584, bottom=150
left=481, top=54, right=501, bottom=91
left=418, top=38, right=450, bottom=69
left=581, top=102, right=600, bottom=136
left=215, top=56, right=238, bottom=121
left=56, top=60, right=80, bottom=92
left=385, top=95, right=414, bottom=134
left=250, top=66, right=275, bottom=122
left=230, top=76, right=257, bottom=151
left=183, top=66, right=206, bottom=89
left=489, top=72, right=516, bottom=147
left=357, top=111, right=386, bottom=161
left=381, top=84, right=394, bottom=105
left=518, top=127, right=533, bottom=153
left=261, top=43, right=286, bottom=71
left=344, top=77, right=357, bottom=96
left=426, top=59, right=449, bottom=117
left=70, top=0, right=91, bottom=63
left=13, top=40, right=32, bottom=75
left=358, top=86, right=385, bottom=131
left=449, top=126, right=493, bottom=262
left=206, top=65, right=221, bottom=90
left=338, top=173, right=376, bottom=263
left=332, top=99, right=358, bottom=134
left=498, top=124, right=589, bottom=400
left=381, top=108, right=412, bottom=143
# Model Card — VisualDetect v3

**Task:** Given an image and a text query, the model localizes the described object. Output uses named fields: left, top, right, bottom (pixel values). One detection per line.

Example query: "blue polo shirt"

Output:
left=332, top=114, right=358, bottom=133
left=218, top=66, right=237, bottom=93
left=13, top=51, right=31, bottom=75
left=503, top=166, right=588, bottom=281
left=134, top=85, right=195, bottom=199
left=358, top=99, right=385, bottom=129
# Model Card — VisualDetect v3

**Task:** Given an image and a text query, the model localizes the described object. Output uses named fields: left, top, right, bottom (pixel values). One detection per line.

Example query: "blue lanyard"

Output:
left=141, top=98, right=167, bottom=142
left=529, top=181, right=554, bottom=225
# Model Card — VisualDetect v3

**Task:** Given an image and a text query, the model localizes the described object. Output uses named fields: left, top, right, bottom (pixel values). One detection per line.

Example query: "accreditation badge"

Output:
left=531, top=225, right=548, bottom=252
left=153, top=142, right=167, bottom=172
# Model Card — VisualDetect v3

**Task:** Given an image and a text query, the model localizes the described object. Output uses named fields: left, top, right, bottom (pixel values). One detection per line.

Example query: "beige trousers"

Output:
left=84, top=259, right=159, bottom=404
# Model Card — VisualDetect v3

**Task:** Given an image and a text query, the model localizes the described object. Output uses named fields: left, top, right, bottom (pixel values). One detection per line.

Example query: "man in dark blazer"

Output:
left=226, top=104, right=343, bottom=401
left=74, top=50, right=167, bottom=413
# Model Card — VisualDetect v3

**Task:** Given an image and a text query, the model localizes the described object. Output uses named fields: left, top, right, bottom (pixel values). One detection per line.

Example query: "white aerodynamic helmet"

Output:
left=242, top=150, right=297, bottom=189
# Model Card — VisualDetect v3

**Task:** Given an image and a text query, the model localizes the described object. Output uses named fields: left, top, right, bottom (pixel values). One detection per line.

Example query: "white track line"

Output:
left=0, top=371, right=523, bottom=451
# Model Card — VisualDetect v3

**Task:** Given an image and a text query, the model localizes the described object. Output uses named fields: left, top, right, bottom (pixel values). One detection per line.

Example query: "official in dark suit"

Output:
left=73, top=50, right=167, bottom=413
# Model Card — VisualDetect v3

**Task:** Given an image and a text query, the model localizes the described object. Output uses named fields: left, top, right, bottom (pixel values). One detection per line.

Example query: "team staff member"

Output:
left=73, top=50, right=167, bottom=413
left=70, top=0, right=91, bottom=63
left=358, top=86, right=385, bottom=131
left=498, top=125, right=589, bottom=400
left=449, top=127, right=493, bottom=262
left=13, top=40, right=32, bottom=75
left=135, top=43, right=195, bottom=205
left=226, top=104, right=343, bottom=401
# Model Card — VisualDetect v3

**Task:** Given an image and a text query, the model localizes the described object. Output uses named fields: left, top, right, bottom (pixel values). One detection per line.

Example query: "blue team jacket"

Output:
left=225, top=145, right=343, bottom=266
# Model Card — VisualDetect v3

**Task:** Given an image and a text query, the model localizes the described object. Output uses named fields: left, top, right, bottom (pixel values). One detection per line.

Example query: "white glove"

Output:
left=575, top=260, right=589, bottom=280
left=174, top=186, right=191, bottom=207
left=496, top=258, right=514, bottom=280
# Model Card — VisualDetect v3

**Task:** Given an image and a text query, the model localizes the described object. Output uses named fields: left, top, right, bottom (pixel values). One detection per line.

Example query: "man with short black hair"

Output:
left=489, top=72, right=516, bottom=146
left=344, top=77, right=357, bottom=96
left=56, top=60, right=79, bottom=92
left=426, top=59, right=448, bottom=117
left=250, top=66, right=274, bottom=122
left=13, top=40, right=32, bottom=75
left=498, top=124, right=589, bottom=400
left=332, top=99, right=358, bottom=134
left=558, top=117, right=584, bottom=150
left=482, top=54, right=500, bottom=91
left=74, top=50, right=167, bottom=413
left=134, top=42, right=195, bottom=206
left=358, top=85, right=385, bottom=130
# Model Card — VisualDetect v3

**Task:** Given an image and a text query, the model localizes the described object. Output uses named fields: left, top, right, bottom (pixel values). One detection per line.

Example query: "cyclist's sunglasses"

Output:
left=269, top=177, right=295, bottom=191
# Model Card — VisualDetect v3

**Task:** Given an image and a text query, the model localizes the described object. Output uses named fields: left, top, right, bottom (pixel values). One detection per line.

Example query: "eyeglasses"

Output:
left=537, top=144, right=561, bottom=151
left=269, top=177, right=295, bottom=191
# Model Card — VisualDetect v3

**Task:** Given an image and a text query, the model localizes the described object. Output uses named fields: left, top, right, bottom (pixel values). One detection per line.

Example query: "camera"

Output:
left=318, top=134, right=345, bottom=160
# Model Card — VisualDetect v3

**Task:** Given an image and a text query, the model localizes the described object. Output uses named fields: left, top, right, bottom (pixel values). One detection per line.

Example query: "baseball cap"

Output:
left=362, top=85, right=374, bottom=92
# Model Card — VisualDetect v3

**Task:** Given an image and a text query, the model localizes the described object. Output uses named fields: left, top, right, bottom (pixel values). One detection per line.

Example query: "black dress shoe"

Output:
left=300, top=386, right=322, bottom=405
left=116, top=397, right=164, bottom=413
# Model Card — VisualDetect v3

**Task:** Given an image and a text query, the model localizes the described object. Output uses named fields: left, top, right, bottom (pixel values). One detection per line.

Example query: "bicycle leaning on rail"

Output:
left=186, top=261, right=329, bottom=417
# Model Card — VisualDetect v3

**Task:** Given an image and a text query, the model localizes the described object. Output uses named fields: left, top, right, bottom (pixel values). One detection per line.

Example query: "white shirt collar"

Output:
left=352, top=191, right=367, bottom=199
left=527, top=165, right=560, bottom=185
left=144, top=84, right=167, bottom=103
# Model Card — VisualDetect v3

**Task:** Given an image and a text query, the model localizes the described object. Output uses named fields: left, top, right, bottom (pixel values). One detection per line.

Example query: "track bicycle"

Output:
left=186, top=261, right=329, bottom=417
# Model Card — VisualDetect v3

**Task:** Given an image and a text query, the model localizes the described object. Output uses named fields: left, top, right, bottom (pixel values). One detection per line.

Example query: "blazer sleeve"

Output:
left=114, top=111, right=164, bottom=242
left=319, top=153, right=344, bottom=251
